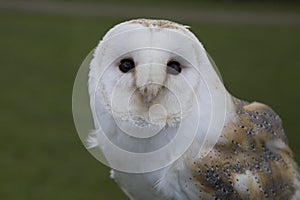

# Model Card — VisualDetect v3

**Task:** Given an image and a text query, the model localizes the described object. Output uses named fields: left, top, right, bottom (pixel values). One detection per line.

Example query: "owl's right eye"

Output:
left=119, top=59, right=135, bottom=73
left=167, top=60, right=181, bottom=75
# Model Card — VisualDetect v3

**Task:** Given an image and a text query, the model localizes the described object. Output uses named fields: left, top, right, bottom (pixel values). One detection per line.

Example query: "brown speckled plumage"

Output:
left=190, top=98, right=300, bottom=200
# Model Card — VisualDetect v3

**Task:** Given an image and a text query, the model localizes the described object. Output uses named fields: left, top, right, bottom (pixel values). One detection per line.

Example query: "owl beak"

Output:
left=135, top=64, right=166, bottom=105
left=139, top=84, right=162, bottom=104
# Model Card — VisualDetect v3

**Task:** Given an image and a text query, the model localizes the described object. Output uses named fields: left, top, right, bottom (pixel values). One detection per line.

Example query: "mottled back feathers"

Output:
left=190, top=99, right=300, bottom=199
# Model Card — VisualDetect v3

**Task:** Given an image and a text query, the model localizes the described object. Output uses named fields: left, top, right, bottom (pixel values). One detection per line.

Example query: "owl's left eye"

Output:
left=119, top=59, right=135, bottom=73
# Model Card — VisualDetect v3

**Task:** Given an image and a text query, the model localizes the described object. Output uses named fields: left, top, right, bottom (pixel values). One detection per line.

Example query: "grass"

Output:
left=13, top=0, right=300, bottom=12
left=0, top=12, right=126, bottom=200
left=0, top=6, right=300, bottom=200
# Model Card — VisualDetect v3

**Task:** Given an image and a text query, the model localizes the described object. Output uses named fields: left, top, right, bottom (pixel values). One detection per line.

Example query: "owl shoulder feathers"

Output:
left=189, top=98, right=300, bottom=199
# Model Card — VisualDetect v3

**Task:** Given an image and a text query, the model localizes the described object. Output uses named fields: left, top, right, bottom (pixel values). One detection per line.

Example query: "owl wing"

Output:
left=190, top=99, right=300, bottom=200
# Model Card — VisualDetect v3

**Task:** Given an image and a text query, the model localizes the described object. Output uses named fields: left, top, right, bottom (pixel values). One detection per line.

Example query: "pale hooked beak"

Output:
left=135, top=63, right=166, bottom=105
left=139, top=84, right=162, bottom=104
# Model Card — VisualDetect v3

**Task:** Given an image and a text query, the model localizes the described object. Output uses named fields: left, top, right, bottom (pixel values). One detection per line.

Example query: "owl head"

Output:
left=88, top=19, right=222, bottom=128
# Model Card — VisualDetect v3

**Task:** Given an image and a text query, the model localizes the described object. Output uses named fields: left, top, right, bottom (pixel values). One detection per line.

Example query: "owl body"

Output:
left=110, top=99, right=300, bottom=200
left=87, top=19, right=300, bottom=199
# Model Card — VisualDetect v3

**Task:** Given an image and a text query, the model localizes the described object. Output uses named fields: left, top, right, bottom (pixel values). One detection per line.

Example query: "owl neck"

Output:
left=190, top=84, right=236, bottom=159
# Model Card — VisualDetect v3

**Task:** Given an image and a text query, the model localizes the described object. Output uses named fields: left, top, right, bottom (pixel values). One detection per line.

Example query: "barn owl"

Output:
left=84, top=19, right=300, bottom=199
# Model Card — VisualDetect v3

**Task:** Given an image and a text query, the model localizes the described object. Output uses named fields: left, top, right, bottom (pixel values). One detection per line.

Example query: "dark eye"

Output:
left=167, top=61, right=181, bottom=75
left=119, top=59, right=135, bottom=73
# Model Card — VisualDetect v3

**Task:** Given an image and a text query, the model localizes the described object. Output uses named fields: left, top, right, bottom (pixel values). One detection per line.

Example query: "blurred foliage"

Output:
left=0, top=1, right=299, bottom=199
left=11, top=0, right=300, bottom=12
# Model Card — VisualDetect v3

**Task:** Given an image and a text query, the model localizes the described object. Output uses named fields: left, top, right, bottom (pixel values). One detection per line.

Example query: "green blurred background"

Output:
left=1, top=0, right=299, bottom=199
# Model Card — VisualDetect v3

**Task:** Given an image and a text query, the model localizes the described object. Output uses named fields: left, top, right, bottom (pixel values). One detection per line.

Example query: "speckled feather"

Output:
left=188, top=98, right=300, bottom=200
